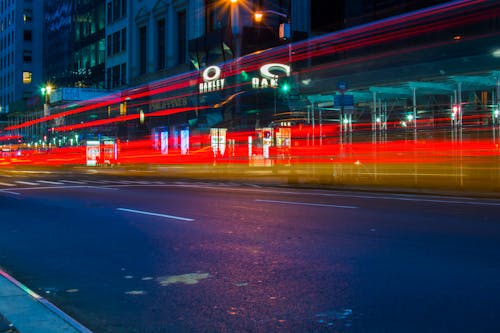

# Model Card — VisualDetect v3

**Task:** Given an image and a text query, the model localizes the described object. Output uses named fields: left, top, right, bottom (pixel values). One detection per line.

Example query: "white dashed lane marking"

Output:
left=256, top=199, right=358, bottom=209
left=117, top=208, right=195, bottom=222
left=38, top=180, right=65, bottom=185
left=15, top=181, right=40, bottom=186
left=59, top=180, right=87, bottom=184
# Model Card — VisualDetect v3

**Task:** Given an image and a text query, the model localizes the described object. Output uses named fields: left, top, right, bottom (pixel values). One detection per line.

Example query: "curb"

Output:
left=0, top=268, right=92, bottom=333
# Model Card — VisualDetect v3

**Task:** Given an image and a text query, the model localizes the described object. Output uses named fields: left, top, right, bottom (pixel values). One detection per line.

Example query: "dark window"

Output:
left=107, top=1, right=112, bottom=23
left=139, top=26, right=147, bottom=74
left=205, top=0, right=216, bottom=32
left=106, top=67, right=112, bottom=89
left=107, top=35, right=112, bottom=56
left=157, top=19, right=165, bottom=70
left=121, top=62, right=126, bottom=85
left=112, top=64, right=120, bottom=88
left=121, top=0, right=126, bottom=17
left=205, top=0, right=228, bottom=32
left=23, top=50, right=32, bottom=62
left=112, top=31, right=120, bottom=54
left=23, top=30, right=32, bottom=41
left=113, top=0, right=120, bottom=21
left=177, top=10, right=186, bottom=64
left=121, top=28, right=126, bottom=51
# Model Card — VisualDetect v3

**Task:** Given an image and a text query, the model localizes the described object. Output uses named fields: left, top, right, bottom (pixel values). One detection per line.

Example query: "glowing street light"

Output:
left=253, top=10, right=290, bottom=39
left=41, top=85, right=52, bottom=97
left=41, top=84, right=53, bottom=117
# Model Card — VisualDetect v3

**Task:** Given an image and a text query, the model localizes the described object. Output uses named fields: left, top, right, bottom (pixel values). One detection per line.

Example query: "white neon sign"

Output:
left=252, top=63, right=290, bottom=89
left=199, top=66, right=225, bottom=93
left=198, top=63, right=291, bottom=93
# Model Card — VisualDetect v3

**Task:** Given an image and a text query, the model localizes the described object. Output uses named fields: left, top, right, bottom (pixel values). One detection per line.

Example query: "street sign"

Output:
left=334, top=94, right=354, bottom=107
left=337, top=81, right=348, bottom=92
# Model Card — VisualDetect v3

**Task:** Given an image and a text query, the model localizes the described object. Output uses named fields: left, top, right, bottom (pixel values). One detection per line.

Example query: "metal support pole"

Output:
left=372, top=91, right=377, bottom=144
left=231, top=2, right=243, bottom=127
left=319, top=104, right=323, bottom=146
left=412, top=87, right=417, bottom=141
left=312, top=102, right=315, bottom=147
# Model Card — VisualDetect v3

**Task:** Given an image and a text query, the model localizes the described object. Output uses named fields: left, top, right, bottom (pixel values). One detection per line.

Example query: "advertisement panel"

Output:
left=86, top=140, right=100, bottom=166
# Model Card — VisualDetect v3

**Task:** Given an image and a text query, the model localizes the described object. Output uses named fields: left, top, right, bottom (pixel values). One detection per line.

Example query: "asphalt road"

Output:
left=1, top=172, right=500, bottom=332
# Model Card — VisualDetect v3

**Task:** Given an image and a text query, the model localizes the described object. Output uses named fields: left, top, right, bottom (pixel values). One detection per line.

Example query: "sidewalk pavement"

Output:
left=0, top=268, right=91, bottom=333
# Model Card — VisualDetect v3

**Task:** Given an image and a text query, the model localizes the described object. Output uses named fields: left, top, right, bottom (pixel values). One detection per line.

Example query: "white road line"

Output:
left=0, top=189, right=21, bottom=195
left=37, top=180, right=65, bottom=185
left=172, top=184, right=500, bottom=207
left=0, top=182, right=16, bottom=186
left=15, top=181, right=40, bottom=186
left=256, top=199, right=357, bottom=209
left=1, top=185, right=117, bottom=192
left=59, top=180, right=87, bottom=184
left=117, top=208, right=195, bottom=221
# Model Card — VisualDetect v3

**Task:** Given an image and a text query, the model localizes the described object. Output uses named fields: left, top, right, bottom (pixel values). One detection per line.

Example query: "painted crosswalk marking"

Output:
left=15, top=181, right=40, bottom=186
left=59, top=180, right=86, bottom=184
left=38, top=180, right=65, bottom=185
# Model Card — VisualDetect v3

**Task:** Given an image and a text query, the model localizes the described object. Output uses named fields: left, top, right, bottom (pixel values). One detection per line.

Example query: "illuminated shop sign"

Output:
left=252, top=63, right=290, bottom=89
left=199, top=63, right=290, bottom=93
left=199, top=66, right=225, bottom=93
left=151, top=97, right=188, bottom=111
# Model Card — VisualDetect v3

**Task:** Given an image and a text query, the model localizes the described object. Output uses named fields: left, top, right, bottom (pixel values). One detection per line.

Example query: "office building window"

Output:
left=23, top=50, right=32, bottom=62
left=23, top=30, right=32, bottom=41
left=23, top=9, right=32, bottom=23
left=23, top=71, right=32, bottom=84
left=112, top=31, right=120, bottom=54
left=107, top=35, right=112, bottom=56
left=112, top=64, right=120, bottom=88
left=113, top=0, right=120, bottom=21
left=177, top=10, right=186, bottom=64
left=121, top=28, right=126, bottom=51
left=107, top=1, right=112, bottom=23
left=121, top=62, right=126, bottom=85
left=157, top=19, right=165, bottom=70
left=106, top=67, right=112, bottom=89
left=121, top=0, right=126, bottom=17
left=139, top=26, right=147, bottom=74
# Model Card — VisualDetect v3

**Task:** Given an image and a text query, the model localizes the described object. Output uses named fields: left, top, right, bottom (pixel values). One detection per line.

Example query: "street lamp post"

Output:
left=40, top=84, right=53, bottom=143
left=230, top=0, right=244, bottom=127
left=41, top=85, right=52, bottom=117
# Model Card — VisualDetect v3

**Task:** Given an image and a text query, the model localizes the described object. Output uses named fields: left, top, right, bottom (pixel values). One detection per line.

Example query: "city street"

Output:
left=1, top=172, right=500, bottom=332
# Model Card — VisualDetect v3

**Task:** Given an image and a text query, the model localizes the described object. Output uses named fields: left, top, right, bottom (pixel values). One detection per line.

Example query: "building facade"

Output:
left=44, top=0, right=106, bottom=89
left=0, top=0, right=43, bottom=114
left=104, top=0, right=313, bottom=89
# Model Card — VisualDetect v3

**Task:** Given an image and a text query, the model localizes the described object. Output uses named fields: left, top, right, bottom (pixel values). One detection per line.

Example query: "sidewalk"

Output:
left=0, top=268, right=91, bottom=333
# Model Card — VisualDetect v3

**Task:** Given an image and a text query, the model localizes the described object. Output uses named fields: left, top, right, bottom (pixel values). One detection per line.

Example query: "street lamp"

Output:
left=41, top=85, right=52, bottom=102
left=41, top=84, right=53, bottom=116
left=253, top=9, right=293, bottom=91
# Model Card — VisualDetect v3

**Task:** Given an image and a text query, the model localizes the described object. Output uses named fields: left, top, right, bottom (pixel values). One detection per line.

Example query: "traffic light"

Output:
left=280, top=82, right=290, bottom=93
left=240, top=70, right=249, bottom=81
